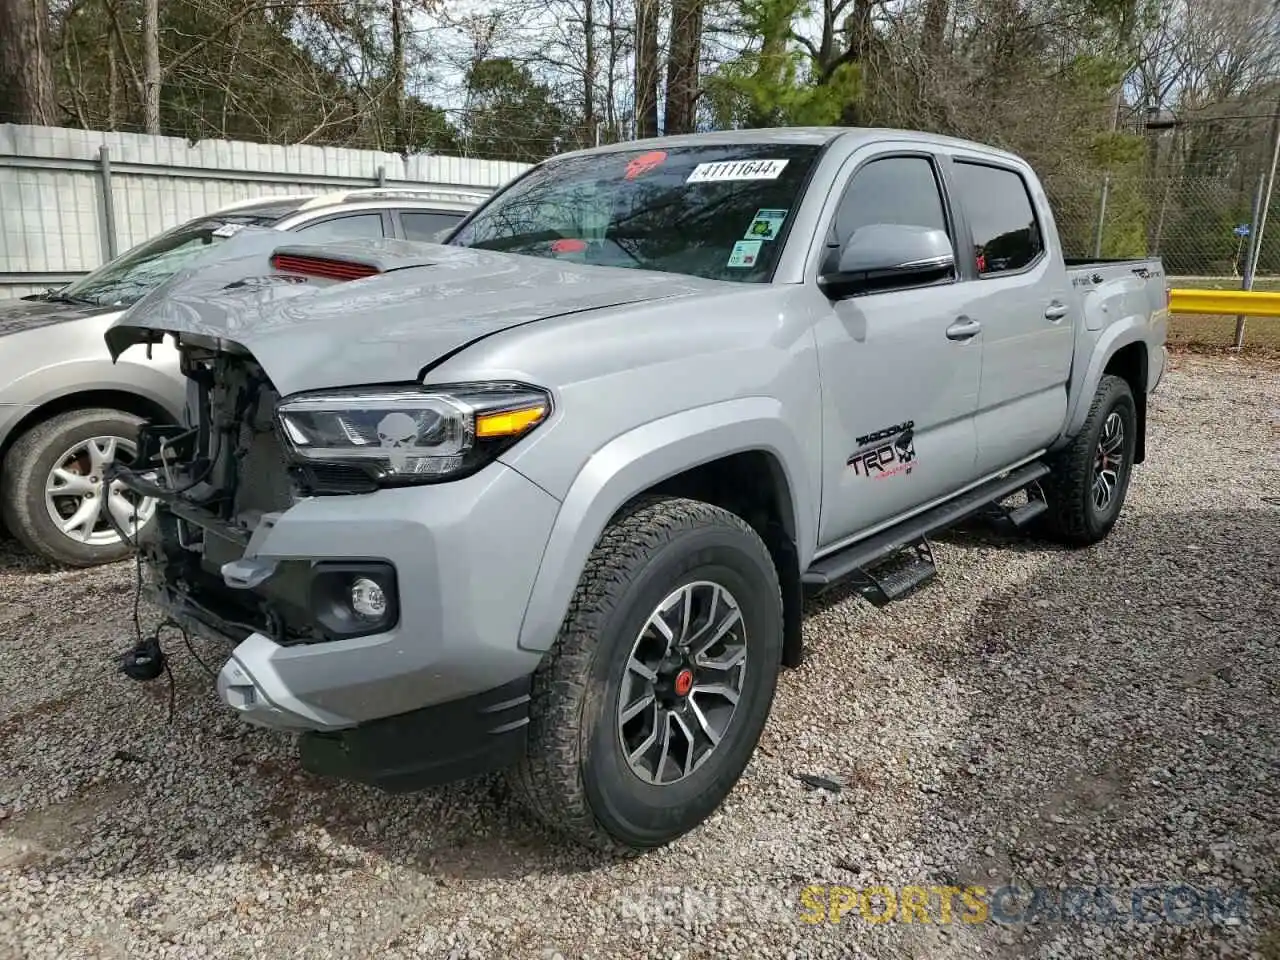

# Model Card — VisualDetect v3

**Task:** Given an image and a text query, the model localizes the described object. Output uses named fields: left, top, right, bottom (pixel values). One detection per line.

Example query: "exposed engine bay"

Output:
left=111, top=339, right=352, bottom=649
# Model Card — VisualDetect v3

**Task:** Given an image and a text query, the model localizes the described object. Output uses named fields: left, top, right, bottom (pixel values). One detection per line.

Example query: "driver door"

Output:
left=809, top=149, right=983, bottom=549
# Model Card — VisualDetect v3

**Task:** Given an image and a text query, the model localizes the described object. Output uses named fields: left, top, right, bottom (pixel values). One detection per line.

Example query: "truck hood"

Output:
left=105, top=230, right=727, bottom=397
left=0, top=293, right=120, bottom=337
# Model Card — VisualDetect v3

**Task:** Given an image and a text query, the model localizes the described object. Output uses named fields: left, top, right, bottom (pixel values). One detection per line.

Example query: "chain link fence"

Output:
left=1050, top=174, right=1280, bottom=352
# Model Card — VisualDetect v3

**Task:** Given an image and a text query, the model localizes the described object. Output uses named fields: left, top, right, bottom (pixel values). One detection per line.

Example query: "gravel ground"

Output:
left=1, top=352, right=1278, bottom=960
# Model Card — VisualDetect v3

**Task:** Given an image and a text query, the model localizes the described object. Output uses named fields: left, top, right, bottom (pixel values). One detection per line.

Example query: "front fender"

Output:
left=514, top=397, right=815, bottom=654
left=0, top=353, right=187, bottom=449
left=4, top=355, right=185, bottom=416
left=1058, top=316, right=1151, bottom=446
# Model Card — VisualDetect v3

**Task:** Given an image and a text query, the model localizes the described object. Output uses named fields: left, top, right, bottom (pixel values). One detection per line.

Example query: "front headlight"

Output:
left=275, top=381, right=551, bottom=485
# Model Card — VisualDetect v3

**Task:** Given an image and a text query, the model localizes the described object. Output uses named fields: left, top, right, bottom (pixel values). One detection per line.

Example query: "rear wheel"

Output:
left=509, top=496, right=783, bottom=854
left=0, top=408, right=155, bottom=567
left=1037, top=374, right=1137, bottom=546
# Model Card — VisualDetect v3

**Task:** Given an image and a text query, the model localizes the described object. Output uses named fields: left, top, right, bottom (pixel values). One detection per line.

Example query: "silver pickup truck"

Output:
left=104, top=127, right=1168, bottom=854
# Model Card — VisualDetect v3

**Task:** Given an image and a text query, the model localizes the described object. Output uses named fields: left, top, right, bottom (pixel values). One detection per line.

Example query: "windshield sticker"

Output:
left=625, top=150, right=668, bottom=180
left=687, top=159, right=790, bottom=184
left=550, top=238, right=587, bottom=254
left=744, top=209, right=788, bottom=241
left=726, top=239, right=763, bottom=269
left=211, top=223, right=244, bottom=238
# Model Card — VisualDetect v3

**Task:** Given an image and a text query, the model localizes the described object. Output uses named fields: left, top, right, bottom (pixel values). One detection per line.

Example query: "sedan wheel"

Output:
left=2, top=408, right=156, bottom=567
left=43, top=435, right=154, bottom=546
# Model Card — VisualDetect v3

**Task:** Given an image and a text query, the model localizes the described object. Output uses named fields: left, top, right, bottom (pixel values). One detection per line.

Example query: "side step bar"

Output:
left=802, top=461, right=1050, bottom=596
left=980, top=493, right=1049, bottom=532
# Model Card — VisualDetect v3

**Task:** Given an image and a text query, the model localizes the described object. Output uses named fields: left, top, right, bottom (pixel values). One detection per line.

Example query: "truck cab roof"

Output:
left=547, top=126, right=1028, bottom=167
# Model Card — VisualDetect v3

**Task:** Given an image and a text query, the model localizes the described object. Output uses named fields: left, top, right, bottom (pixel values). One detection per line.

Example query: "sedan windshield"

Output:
left=447, top=142, right=824, bottom=283
left=59, top=213, right=280, bottom=307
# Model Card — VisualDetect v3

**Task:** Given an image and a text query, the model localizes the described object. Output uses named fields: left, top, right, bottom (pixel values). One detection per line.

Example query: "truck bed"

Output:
left=1066, top=256, right=1167, bottom=348
left=1064, top=256, right=1163, bottom=274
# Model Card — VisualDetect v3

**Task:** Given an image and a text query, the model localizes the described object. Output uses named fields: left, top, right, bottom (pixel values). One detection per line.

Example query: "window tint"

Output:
left=951, top=162, right=1043, bottom=274
left=834, top=156, right=948, bottom=244
left=401, top=211, right=464, bottom=242
left=292, top=213, right=385, bottom=242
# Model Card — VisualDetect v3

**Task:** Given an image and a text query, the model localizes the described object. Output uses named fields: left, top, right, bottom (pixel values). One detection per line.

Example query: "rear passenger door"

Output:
left=944, top=158, right=1075, bottom=475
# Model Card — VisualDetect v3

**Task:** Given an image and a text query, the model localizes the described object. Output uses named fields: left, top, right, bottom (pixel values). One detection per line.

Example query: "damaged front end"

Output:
left=100, top=232, right=563, bottom=748
left=111, top=339, right=388, bottom=651
left=113, top=330, right=554, bottom=654
left=100, top=232, right=429, bottom=653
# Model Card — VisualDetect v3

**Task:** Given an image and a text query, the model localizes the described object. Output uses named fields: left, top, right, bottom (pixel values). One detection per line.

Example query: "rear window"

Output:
left=401, top=211, right=465, bottom=242
left=448, top=143, right=825, bottom=283
left=291, top=213, right=386, bottom=242
left=950, top=161, right=1044, bottom=275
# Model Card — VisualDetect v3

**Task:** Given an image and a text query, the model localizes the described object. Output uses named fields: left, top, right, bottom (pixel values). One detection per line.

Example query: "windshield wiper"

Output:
left=27, top=288, right=101, bottom=305
left=38, top=288, right=100, bottom=306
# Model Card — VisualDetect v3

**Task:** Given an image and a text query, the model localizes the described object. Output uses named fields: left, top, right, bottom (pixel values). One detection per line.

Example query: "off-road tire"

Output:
left=0, top=408, right=145, bottom=567
left=1037, top=374, right=1137, bottom=546
left=509, top=495, right=784, bottom=854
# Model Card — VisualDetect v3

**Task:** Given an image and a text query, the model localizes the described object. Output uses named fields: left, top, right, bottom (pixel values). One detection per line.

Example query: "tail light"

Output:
left=270, top=253, right=381, bottom=282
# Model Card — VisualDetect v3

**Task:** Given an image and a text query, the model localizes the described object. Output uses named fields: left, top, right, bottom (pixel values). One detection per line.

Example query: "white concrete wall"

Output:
left=0, top=124, right=530, bottom=299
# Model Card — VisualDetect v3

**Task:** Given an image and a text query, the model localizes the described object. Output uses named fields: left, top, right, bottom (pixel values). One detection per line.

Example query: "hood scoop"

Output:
left=268, top=250, right=384, bottom=282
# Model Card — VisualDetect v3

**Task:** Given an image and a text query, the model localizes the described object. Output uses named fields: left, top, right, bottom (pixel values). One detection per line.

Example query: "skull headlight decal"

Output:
left=376, top=412, right=421, bottom=471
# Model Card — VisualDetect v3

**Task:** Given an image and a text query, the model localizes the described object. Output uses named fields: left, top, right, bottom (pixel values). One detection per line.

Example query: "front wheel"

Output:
left=1037, top=374, right=1138, bottom=546
left=509, top=496, right=783, bottom=854
left=0, top=408, right=156, bottom=567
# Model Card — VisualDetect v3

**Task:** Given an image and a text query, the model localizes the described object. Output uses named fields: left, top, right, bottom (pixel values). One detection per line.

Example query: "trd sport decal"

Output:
left=847, top=420, right=917, bottom=479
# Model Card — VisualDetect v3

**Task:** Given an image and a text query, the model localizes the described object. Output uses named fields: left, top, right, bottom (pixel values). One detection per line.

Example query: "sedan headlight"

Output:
left=275, top=381, right=551, bottom=485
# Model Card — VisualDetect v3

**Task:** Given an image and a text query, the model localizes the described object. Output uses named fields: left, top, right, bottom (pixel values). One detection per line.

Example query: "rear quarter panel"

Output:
left=1057, top=260, right=1168, bottom=446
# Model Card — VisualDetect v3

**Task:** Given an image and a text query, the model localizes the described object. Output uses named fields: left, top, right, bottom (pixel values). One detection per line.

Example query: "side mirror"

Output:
left=817, top=224, right=955, bottom=299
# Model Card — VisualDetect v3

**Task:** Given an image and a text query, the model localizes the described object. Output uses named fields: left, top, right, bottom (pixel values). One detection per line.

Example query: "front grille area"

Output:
left=143, top=348, right=405, bottom=648
left=146, top=347, right=311, bottom=643
left=234, top=427, right=297, bottom=516
left=294, top=462, right=379, bottom=496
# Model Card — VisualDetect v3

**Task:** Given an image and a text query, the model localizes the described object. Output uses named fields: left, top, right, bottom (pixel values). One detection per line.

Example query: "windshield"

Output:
left=447, top=142, right=824, bottom=283
left=60, top=213, right=281, bottom=307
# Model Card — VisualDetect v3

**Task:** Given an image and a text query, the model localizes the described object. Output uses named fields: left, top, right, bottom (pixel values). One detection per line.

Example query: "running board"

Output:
left=802, top=462, right=1051, bottom=594
left=847, top=537, right=938, bottom=607
left=980, top=495, right=1048, bottom=532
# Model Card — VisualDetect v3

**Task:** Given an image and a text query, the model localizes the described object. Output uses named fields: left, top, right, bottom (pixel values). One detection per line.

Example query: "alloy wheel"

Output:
left=43, top=436, right=154, bottom=546
left=617, top=580, right=749, bottom=786
left=1092, top=411, right=1125, bottom=512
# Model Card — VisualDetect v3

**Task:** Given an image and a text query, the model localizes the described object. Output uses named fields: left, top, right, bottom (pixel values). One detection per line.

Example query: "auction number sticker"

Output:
left=726, top=239, right=763, bottom=268
left=686, top=159, right=790, bottom=183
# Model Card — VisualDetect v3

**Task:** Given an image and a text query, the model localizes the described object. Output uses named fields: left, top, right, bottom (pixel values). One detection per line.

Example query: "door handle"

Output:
left=946, top=316, right=982, bottom=341
left=1045, top=301, right=1068, bottom=321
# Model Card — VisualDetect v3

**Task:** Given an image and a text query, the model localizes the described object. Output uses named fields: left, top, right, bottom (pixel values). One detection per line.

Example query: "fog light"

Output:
left=350, top=577, right=387, bottom=620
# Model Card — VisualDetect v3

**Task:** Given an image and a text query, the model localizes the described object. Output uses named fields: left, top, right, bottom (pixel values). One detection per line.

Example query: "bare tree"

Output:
left=0, top=0, right=57, bottom=124
left=143, top=0, right=160, bottom=132
left=634, top=0, right=660, bottom=136
left=663, top=0, right=701, bottom=133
